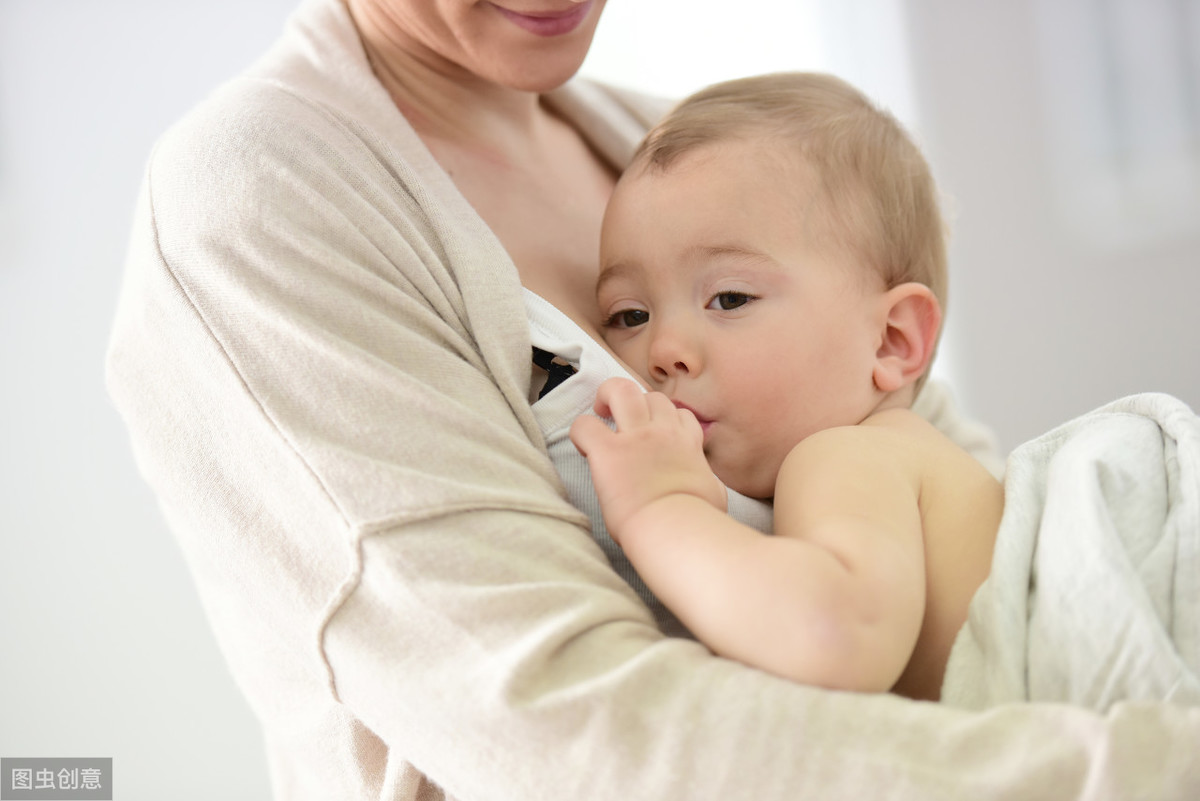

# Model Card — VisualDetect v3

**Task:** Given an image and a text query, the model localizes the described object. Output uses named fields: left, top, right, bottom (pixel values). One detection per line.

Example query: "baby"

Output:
left=570, top=72, right=1004, bottom=701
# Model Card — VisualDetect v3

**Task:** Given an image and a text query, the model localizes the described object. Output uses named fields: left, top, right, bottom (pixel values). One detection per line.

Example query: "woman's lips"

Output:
left=492, top=1, right=594, bottom=37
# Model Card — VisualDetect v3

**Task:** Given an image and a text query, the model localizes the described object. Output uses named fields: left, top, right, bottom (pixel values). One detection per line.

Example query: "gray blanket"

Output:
left=942, top=393, right=1200, bottom=711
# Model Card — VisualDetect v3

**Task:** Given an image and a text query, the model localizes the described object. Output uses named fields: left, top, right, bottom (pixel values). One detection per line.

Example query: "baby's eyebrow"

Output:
left=596, top=244, right=781, bottom=297
left=595, top=260, right=638, bottom=295
left=687, top=243, right=777, bottom=266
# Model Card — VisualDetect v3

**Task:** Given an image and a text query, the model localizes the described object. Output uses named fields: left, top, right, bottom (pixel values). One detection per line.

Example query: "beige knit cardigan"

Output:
left=107, top=0, right=1200, bottom=798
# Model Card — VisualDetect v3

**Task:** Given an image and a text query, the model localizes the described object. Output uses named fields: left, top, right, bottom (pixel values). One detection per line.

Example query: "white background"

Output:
left=2, top=1, right=1197, bottom=798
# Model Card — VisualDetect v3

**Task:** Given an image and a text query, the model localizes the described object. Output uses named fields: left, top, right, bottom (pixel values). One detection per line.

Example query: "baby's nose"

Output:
left=648, top=330, right=699, bottom=381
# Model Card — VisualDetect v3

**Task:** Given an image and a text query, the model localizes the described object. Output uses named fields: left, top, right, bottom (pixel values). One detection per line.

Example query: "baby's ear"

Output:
left=872, top=283, right=942, bottom=393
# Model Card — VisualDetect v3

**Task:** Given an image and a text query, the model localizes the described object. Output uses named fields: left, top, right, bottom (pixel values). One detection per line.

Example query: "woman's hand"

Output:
left=570, top=377, right=726, bottom=542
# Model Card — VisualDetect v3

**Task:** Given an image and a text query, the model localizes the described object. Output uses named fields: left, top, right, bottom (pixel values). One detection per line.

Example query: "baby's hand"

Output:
left=570, top=377, right=726, bottom=542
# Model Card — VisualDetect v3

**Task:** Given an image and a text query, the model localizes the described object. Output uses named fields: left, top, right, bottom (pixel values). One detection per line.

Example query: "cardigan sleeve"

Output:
left=108, top=71, right=1200, bottom=801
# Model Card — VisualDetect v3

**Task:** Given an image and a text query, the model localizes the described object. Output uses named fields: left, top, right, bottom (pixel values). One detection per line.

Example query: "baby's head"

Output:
left=597, top=72, right=947, bottom=498
left=616, top=72, right=948, bottom=369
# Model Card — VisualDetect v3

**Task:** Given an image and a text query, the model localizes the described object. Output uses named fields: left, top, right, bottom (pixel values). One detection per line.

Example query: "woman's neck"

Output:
left=349, top=5, right=549, bottom=154
left=345, top=0, right=619, bottom=344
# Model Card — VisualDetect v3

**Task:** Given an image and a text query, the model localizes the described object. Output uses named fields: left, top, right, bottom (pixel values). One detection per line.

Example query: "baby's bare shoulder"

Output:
left=795, top=409, right=943, bottom=463
left=861, top=408, right=983, bottom=459
left=781, top=411, right=934, bottom=487
left=820, top=409, right=1001, bottom=494
left=860, top=409, right=1004, bottom=510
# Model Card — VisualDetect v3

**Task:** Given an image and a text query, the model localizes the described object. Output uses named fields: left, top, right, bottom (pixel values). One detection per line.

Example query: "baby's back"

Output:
left=861, top=409, right=1005, bottom=701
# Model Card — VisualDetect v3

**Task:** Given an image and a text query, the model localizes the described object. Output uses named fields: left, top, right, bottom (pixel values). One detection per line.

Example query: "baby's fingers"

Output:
left=593, top=377, right=649, bottom=428
left=644, top=390, right=683, bottom=422
left=569, top=413, right=612, bottom=457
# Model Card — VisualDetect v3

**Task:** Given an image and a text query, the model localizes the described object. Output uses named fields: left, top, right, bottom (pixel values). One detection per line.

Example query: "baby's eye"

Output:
left=603, top=308, right=650, bottom=329
left=706, top=291, right=755, bottom=311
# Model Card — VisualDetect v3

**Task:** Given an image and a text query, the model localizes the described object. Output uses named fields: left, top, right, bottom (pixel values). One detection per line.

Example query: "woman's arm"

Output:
left=110, top=77, right=1200, bottom=801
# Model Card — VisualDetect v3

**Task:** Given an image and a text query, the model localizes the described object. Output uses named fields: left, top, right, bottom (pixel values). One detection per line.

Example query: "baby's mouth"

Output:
left=672, top=400, right=714, bottom=435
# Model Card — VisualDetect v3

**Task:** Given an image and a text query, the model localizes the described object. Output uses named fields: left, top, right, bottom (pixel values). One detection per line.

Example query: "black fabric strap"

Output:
left=531, top=346, right=578, bottom=400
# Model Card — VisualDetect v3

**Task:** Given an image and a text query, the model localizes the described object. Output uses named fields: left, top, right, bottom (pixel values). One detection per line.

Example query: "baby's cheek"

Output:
left=611, top=345, right=650, bottom=383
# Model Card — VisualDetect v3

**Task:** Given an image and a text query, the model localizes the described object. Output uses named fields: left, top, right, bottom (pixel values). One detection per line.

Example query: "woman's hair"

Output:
left=631, top=71, right=948, bottom=328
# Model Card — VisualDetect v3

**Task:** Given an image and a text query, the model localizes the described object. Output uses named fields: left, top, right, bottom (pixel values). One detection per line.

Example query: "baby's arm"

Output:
left=758, top=421, right=927, bottom=690
left=570, top=378, right=925, bottom=692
